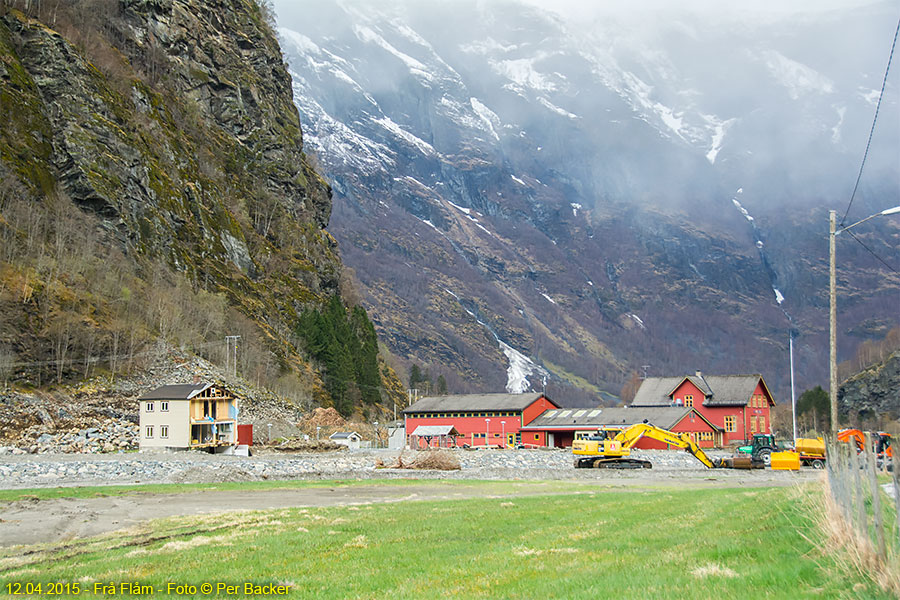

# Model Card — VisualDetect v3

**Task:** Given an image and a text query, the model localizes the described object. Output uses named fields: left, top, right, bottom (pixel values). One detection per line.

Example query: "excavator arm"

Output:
left=612, top=423, right=722, bottom=468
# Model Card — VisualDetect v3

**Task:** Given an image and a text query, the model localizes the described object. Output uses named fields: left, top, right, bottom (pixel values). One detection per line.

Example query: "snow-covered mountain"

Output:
left=274, top=0, right=900, bottom=403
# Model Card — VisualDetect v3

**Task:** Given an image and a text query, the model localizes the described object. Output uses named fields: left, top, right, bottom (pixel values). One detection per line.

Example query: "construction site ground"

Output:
left=0, top=448, right=820, bottom=548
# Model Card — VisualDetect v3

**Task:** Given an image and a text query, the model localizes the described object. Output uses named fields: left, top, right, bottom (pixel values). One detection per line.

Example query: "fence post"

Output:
left=865, top=433, right=887, bottom=560
left=892, top=457, right=900, bottom=548
left=850, top=442, right=867, bottom=536
left=838, top=442, right=854, bottom=522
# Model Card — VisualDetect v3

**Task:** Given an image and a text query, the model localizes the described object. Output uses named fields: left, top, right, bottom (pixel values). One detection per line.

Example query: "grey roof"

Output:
left=522, top=407, right=716, bottom=431
left=630, top=374, right=772, bottom=407
left=403, top=393, right=556, bottom=414
left=410, top=425, right=461, bottom=437
left=630, top=377, right=685, bottom=406
left=138, top=383, right=212, bottom=401
left=330, top=431, right=360, bottom=440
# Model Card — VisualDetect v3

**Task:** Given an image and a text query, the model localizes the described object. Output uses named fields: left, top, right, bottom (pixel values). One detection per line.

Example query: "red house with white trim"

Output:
left=402, top=393, right=559, bottom=448
left=630, top=372, right=775, bottom=445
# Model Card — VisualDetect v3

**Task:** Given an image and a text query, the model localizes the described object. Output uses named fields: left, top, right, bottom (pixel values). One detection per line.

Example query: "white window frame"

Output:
left=161, top=401, right=169, bottom=412
left=146, top=402, right=154, bottom=412
left=146, top=425, right=154, bottom=438
left=724, top=416, right=736, bottom=433
left=160, top=425, right=169, bottom=439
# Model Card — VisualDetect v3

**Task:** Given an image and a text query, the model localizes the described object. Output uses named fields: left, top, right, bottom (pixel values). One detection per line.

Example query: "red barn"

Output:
left=521, top=406, right=721, bottom=449
left=630, top=372, right=775, bottom=446
left=402, top=393, right=559, bottom=448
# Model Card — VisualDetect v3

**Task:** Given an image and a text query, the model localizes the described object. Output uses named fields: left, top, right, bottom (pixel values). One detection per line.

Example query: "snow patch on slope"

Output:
left=374, top=116, right=436, bottom=156
left=444, top=290, right=547, bottom=392
left=760, top=50, right=834, bottom=100
left=353, top=24, right=435, bottom=83
left=537, top=97, right=579, bottom=119
left=470, top=98, right=501, bottom=140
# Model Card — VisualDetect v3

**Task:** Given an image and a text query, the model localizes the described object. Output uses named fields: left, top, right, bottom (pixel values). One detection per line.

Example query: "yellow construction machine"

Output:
left=572, top=422, right=750, bottom=469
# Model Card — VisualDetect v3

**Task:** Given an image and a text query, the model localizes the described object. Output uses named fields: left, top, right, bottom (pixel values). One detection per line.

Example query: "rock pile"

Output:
left=0, top=346, right=311, bottom=454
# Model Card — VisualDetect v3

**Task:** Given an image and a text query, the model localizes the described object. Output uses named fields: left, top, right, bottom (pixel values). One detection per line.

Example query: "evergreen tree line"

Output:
left=296, top=296, right=381, bottom=416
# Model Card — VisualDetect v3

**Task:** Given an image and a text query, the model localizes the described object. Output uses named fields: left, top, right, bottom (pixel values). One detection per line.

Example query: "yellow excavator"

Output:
left=572, top=422, right=749, bottom=469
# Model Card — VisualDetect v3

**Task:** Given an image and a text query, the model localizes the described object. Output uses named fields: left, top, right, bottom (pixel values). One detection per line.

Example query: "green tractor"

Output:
left=736, top=434, right=787, bottom=466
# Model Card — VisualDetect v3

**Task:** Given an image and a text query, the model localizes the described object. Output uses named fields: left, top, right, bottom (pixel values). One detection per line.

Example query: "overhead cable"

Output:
left=840, top=14, right=900, bottom=226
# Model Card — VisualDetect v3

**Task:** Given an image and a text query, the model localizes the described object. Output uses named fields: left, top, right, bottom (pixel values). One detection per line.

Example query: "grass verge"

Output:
left=0, top=482, right=889, bottom=599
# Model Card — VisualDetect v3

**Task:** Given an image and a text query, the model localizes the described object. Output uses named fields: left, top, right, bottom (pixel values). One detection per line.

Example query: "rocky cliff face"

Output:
left=840, top=351, right=900, bottom=420
left=0, top=1, right=368, bottom=398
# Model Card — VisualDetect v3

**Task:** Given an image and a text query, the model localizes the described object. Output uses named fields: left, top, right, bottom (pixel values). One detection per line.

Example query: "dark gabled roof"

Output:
left=403, top=393, right=556, bottom=414
left=698, top=375, right=772, bottom=406
left=631, top=374, right=773, bottom=407
left=630, top=377, right=685, bottom=406
left=522, top=406, right=720, bottom=431
left=330, top=431, right=360, bottom=440
left=138, top=383, right=212, bottom=401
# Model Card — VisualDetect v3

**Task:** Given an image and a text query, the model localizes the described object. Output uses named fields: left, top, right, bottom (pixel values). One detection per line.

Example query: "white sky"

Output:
left=520, top=0, right=889, bottom=20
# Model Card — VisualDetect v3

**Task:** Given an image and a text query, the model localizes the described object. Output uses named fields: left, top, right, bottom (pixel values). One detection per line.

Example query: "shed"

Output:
left=330, top=431, right=362, bottom=449
left=409, top=425, right=461, bottom=449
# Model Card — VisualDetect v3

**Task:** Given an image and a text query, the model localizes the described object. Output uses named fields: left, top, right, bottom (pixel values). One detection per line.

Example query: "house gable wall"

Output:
left=671, top=380, right=707, bottom=407
left=140, top=400, right=190, bottom=448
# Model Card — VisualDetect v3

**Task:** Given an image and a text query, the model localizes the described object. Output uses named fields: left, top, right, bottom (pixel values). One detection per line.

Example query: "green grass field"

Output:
left=0, top=482, right=889, bottom=599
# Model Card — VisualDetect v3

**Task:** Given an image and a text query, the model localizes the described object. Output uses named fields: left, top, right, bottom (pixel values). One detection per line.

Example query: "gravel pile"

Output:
left=0, top=447, right=791, bottom=489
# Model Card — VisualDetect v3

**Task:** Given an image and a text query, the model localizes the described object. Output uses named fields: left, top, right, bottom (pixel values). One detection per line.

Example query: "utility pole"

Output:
left=225, top=336, right=241, bottom=379
left=829, top=210, right=838, bottom=440
left=790, top=333, right=797, bottom=446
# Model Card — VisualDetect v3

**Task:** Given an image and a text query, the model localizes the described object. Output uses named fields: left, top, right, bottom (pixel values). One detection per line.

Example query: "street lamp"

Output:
left=829, top=206, right=900, bottom=439
left=485, top=418, right=490, bottom=448
left=501, top=420, right=506, bottom=448
left=316, top=426, right=321, bottom=440
left=373, top=421, right=379, bottom=449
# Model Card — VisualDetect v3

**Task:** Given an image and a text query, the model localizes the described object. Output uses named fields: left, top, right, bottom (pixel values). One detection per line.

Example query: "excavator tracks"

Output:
left=575, top=457, right=652, bottom=469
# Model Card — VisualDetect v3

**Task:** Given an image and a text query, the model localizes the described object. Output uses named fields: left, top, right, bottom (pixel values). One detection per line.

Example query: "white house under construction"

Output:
left=138, top=382, right=237, bottom=451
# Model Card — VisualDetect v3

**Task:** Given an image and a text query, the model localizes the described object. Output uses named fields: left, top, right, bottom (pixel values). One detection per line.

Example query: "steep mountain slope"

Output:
left=274, top=0, right=900, bottom=404
left=840, top=350, right=900, bottom=421
left=0, top=0, right=401, bottom=411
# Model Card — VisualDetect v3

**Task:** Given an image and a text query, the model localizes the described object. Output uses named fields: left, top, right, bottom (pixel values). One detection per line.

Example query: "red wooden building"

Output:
left=402, top=393, right=559, bottom=448
left=521, top=406, right=722, bottom=449
left=630, top=372, right=775, bottom=445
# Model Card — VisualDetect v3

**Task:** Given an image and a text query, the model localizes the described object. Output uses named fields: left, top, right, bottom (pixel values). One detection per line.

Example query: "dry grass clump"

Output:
left=376, top=450, right=461, bottom=471
left=691, top=563, right=738, bottom=579
left=807, top=484, right=900, bottom=596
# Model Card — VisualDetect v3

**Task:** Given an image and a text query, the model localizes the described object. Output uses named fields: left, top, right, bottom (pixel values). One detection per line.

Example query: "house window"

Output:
left=724, top=416, right=736, bottom=432
left=474, top=433, right=485, bottom=438
left=534, top=434, right=540, bottom=441
left=750, top=417, right=757, bottom=433
left=161, top=425, right=169, bottom=439
left=161, top=402, right=169, bottom=412
left=760, top=416, right=766, bottom=432
left=684, top=395, right=694, bottom=407
left=146, top=425, right=153, bottom=438
left=146, top=402, right=154, bottom=412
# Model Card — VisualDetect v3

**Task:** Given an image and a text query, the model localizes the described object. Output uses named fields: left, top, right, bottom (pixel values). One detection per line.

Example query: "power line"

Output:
left=846, top=229, right=899, bottom=273
left=7, top=339, right=227, bottom=369
left=840, top=14, right=900, bottom=226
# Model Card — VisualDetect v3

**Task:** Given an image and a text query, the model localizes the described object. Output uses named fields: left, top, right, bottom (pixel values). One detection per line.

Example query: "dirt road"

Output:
left=0, top=471, right=818, bottom=548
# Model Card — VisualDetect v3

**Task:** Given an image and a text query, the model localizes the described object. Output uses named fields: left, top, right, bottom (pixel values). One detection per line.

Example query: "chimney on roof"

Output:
left=695, top=370, right=702, bottom=378
left=193, top=374, right=201, bottom=384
